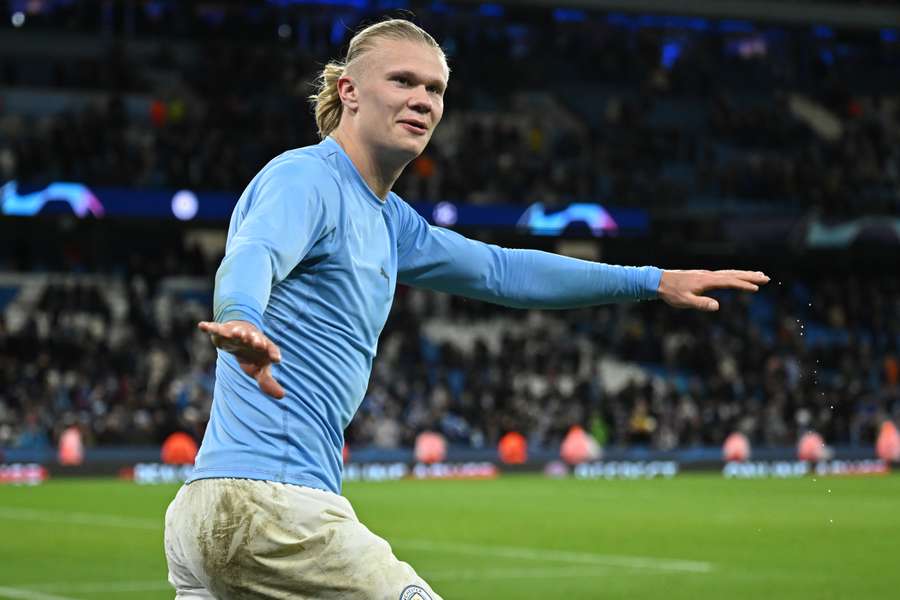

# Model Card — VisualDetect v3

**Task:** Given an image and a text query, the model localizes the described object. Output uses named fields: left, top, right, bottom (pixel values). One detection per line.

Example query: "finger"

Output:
left=717, top=270, right=770, bottom=284
left=267, top=339, right=282, bottom=363
left=236, top=328, right=265, bottom=353
left=699, top=276, right=759, bottom=293
left=206, top=331, right=241, bottom=352
left=209, top=325, right=270, bottom=361
left=721, top=278, right=760, bottom=292
left=249, top=331, right=268, bottom=353
left=736, top=271, right=770, bottom=284
left=205, top=322, right=248, bottom=346
left=238, top=359, right=278, bottom=385
left=222, top=338, right=261, bottom=356
left=690, top=294, right=719, bottom=311
left=198, top=321, right=220, bottom=334
left=215, top=323, right=250, bottom=343
left=257, top=365, right=286, bottom=399
left=234, top=326, right=251, bottom=344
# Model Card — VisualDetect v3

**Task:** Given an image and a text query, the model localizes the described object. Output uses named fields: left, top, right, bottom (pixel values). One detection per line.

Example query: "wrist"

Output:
left=644, top=267, right=664, bottom=300
left=216, top=306, right=264, bottom=332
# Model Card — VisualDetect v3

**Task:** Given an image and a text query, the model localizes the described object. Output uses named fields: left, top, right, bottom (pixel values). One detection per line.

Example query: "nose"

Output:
left=408, top=86, right=432, bottom=114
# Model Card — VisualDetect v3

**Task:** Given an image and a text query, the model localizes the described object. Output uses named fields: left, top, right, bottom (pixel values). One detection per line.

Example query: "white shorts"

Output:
left=164, top=478, right=442, bottom=600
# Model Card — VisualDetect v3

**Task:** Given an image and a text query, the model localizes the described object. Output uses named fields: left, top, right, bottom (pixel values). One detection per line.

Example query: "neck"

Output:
left=330, top=129, right=405, bottom=200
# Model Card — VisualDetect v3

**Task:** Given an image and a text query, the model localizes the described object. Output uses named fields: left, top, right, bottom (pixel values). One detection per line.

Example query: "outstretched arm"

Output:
left=390, top=198, right=768, bottom=308
left=206, top=157, right=334, bottom=398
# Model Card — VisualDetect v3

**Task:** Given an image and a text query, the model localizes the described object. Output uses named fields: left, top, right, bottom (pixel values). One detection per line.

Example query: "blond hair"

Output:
left=309, top=19, right=446, bottom=139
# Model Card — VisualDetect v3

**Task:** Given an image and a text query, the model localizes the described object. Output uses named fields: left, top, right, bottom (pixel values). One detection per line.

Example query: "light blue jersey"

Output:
left=189, top=137, right=662, bottom=493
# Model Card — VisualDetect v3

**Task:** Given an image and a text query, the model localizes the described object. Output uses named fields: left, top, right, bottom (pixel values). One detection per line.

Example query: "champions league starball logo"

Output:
left=1, top=180, right=105, bottom=217
left=517, top=201, right=618, bottom=237
left=400, top=585, right=432, bottom=600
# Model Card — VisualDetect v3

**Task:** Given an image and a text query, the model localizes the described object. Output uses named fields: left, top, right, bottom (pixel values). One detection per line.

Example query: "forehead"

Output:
left=363, top=38, right=448, bottom=81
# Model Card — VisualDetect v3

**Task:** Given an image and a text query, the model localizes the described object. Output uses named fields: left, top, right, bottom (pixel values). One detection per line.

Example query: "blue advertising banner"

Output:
left=1, top=180, right=649, bottom=236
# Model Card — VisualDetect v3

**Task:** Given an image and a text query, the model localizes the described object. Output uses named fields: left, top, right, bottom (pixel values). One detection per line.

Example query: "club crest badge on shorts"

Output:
left=400, top=585, right=432, bottom=600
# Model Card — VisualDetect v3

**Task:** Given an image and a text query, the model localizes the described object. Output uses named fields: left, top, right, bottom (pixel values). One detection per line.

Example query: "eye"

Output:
left=393, top=76, right=411, bottom=86
left=427, top=85, right=442, bottom=95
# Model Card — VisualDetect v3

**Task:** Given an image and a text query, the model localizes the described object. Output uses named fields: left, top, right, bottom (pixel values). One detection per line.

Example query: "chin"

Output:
left=393, top=137, right=427, bottom=159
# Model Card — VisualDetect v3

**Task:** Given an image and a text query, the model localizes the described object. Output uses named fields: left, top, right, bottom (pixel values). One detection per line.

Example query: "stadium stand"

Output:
left=1, top=1, right=898, bottom=460
left=2, top=2, right=899, bottom=216
left=1, top=253, right=897, bottom=453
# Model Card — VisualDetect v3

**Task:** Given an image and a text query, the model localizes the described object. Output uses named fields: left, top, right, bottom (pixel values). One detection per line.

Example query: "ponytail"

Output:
left=309, top=62, right=346, bottom=139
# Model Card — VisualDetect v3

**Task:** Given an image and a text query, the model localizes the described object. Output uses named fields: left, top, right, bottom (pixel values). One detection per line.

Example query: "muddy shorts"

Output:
left=164, top=478, right=442, bottom=600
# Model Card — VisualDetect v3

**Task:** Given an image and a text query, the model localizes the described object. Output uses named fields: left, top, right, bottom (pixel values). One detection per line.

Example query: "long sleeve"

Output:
left=391, top=197, right=661, bottom=309
left=214, top=157, right=335, bottom=329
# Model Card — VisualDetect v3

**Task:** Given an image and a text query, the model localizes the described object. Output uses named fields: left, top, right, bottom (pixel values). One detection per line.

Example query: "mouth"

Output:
left=398, top=119, right=428, bottom=135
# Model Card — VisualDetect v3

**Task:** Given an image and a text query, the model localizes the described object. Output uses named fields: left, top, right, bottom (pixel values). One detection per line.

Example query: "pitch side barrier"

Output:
left=0, top=446, right=892, bottom=485
left=0, top=458, right=888, bottom=485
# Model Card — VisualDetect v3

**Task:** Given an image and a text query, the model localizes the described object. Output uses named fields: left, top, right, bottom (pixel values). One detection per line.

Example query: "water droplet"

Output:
left=829, top=519, right=834, bottom=524
left=830, top=405, right=834, bottom=409
left=827, top=489, right=831, bottom=493
left=812, top=478, right=817, bottom=482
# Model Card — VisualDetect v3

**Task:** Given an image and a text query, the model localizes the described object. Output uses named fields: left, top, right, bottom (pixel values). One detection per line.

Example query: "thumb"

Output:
left=256, top=364, right=286, bottom=399
left=690, top=294, right=719, bottom=311
left=701, top=297, right=719, bottom=311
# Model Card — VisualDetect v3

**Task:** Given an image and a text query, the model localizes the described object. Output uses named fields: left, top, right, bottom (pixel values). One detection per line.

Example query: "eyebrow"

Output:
left=386, top=69, right=447, bottom=93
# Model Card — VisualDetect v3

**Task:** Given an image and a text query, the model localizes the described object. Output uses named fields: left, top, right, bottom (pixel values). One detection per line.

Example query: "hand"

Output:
left=657, top=269, right=770, bottom=312
left=198, top=320, right=285, bottom=399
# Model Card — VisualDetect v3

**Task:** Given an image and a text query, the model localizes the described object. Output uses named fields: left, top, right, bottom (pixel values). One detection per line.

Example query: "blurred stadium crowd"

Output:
left=2, top=2, right=899, bottom=216
left=1, top=2, right=899, bottom=456
left=1, top=256, right=897, bottom=453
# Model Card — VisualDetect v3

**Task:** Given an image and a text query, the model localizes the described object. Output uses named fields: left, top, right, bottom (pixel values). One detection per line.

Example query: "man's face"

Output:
left=349, top=39, right=448, bottom=163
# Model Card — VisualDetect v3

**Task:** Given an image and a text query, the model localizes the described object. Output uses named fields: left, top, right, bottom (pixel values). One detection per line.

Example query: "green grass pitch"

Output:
left=0, top=474, right=898, bottom=599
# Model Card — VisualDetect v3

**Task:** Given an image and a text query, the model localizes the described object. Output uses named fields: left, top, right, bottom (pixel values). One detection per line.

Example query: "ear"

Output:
left=337, top=75, right=359, bottom=112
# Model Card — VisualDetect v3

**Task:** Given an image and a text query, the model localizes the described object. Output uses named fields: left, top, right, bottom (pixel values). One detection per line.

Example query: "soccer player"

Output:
left=164, top=18, right=769, bottom=600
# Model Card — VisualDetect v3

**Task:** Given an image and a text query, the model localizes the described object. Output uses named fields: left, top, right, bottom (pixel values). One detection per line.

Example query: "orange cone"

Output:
left=560, top=425, right=600, bottom=465
left=161, top=432, right=199, bottom=465
left=876, top=421, right=900, bottom=462
left=414, top=431, right=447, bottom=464
left=58, top=426, right=84, bottom=466
left=797, top=431, right=826, bottom=462
left=722, top=432, right=751, bottom=462
left=498, top=432, right=528, bottom=464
